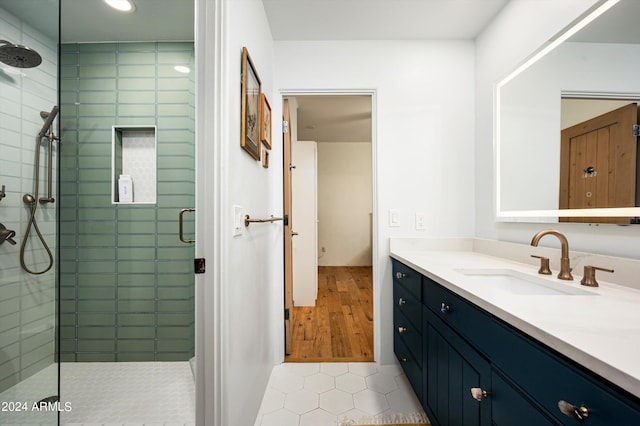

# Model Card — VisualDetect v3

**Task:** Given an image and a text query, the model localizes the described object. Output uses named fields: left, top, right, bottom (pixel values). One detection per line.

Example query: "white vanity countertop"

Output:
left=390, top=242, right=640, bottom=399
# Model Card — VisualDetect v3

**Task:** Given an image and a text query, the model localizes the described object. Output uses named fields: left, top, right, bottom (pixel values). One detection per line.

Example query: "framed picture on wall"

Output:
left=260, top=93, right=272, bottom=149
left=241, top=46, right=261, bottom=160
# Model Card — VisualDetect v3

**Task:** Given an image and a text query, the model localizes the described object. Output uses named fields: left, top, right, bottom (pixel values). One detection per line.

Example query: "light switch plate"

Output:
left=389, top=209, right=400, bottom=227
left=233, top=205, right=244, bottom=236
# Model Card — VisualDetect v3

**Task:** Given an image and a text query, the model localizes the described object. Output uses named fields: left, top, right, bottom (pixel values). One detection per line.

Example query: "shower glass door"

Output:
left=0, top=1, right=60, bottom=425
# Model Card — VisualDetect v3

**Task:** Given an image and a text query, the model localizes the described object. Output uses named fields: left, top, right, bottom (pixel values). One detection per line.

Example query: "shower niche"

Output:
left=111, top=125, right=157, bottom=204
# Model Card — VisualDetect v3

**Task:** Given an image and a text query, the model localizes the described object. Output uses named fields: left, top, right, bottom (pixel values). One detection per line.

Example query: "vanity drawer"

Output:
left=394, top=280, right=422, bottom=329
left=394, top=328, right=423, bottom=404
left=422, top=275, right=494, bottom=355
left=489, top=320, right=640, bottom=425
left=392, top=260, right=422, bottom=301
left=394, top=306, right=422, bottom=363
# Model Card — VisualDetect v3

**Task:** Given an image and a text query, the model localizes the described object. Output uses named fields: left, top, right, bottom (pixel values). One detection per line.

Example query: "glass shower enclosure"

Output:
left=0, top=1, right=60, bottom=425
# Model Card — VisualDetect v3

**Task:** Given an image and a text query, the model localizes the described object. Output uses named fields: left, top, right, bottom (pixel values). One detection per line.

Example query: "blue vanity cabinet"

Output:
left=391, top=258, right=640, bottom=426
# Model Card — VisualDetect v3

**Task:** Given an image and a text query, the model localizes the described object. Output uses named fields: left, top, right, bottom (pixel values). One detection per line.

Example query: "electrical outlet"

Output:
left=415, top=212, right=426, bottom=230
left=233, top=205, right=244, bottom=236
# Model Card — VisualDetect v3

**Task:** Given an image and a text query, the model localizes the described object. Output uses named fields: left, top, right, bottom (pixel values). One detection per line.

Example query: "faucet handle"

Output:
left=580, top=265, right=614, bottom=287
left=531, top=255, right=552, bottom=275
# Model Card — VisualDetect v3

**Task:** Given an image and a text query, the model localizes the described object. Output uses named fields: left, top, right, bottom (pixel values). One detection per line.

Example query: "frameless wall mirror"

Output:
left=495, top=0, right=640, bottom=223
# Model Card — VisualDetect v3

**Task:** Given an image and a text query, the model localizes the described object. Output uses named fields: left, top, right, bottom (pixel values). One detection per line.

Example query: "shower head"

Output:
left=38, top=106, right=59, bottom=139
left=0, top=40, right=42, bottom=69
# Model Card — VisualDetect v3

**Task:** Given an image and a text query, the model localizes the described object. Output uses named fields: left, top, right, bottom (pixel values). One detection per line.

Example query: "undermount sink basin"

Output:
left=455, top=268, right=596, bottom=296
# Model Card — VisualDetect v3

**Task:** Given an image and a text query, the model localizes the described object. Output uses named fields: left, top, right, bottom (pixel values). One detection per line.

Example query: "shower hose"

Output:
left=19, top=133, right=54, bottom=275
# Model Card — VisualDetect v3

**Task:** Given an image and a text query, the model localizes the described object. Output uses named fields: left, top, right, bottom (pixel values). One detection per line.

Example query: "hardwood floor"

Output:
left=285, top=266, right=374, bottom=362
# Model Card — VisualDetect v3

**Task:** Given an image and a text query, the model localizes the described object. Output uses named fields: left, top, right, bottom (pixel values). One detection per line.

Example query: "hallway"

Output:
left=286, top=267, right=373, bottom=362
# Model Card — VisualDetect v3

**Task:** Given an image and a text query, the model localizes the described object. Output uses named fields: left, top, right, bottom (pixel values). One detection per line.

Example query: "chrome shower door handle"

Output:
left=179, top=208, right=195, bottom=244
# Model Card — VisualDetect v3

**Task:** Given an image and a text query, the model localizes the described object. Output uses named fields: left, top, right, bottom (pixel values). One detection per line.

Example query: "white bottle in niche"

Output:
left=118, top=174, right=133, bottom=202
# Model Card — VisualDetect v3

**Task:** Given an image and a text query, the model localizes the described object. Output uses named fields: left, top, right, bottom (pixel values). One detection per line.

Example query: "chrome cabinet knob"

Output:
left=395, top=272, right=406, bottom=279
left=398, top=326, right=407, bottom=334
left=440, top=302, right=450, bottom=313
left=398, top=298, right=406, bottom=306
left=558, top=400, right=589, bottom=423
left=399, top=357, right=408, bottom=362
left=470, top=387, right=488, bottom=401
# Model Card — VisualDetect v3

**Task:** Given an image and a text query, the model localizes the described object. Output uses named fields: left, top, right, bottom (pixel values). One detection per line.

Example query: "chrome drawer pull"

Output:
left=398, top=298, right=406, bottom=306
left=470, top=387, right=488, bottom=401
left=398, top=326, right=407, bottom=334
left=395, top=272, right=406, bottom=279
left=440, top=302, right=450, bottom=313
left=399, top=357, right=408, bottom=362
left=558, top=400, right=589, bottom=423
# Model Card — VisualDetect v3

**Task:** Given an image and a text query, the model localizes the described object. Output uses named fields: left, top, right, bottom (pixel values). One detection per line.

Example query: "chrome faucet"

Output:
left=530, top=230, right=573, bottom=280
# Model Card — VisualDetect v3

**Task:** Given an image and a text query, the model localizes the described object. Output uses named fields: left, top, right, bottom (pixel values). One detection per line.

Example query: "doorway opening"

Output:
left=283, top=94, right=374, bottom=362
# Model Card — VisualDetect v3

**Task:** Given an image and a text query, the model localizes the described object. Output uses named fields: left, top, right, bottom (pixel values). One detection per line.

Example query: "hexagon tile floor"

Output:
left=254, top=362, right=429, bottom=426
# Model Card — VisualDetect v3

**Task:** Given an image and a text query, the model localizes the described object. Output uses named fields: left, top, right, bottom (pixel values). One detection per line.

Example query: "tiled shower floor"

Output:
left=59, top=362, right=195, bottom=426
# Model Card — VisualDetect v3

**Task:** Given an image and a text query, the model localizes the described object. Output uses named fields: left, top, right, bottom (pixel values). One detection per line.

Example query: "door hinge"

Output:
left=194, top=258, right=206, bottom=274
left=284, top=308, right=290, bottom=320
left=283, top=120, right=289, bottom=134
left=283, top=214, right=289, bottom=226
left=633, top=124, right=640, bottom=137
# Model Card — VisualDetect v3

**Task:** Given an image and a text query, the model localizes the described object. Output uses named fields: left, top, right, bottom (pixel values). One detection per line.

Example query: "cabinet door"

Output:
left=424, top=306, right=491, bottom=426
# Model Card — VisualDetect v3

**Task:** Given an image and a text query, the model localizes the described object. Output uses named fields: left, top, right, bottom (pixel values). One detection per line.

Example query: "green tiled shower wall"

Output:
left=59, top=42, right=195, bottom=362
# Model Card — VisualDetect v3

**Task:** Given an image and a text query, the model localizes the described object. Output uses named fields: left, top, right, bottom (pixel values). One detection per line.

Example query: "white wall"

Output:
left=275, top=40, right=476, bottom=364
left=476, top=0, right=640, bottom=260
left=318, top=142, right=372, bottom=267
left=197, top=0, right=279, bottom=424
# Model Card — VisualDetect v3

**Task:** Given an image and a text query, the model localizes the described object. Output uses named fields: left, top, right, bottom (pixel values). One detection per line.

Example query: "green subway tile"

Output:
left=157, top=313, right=193, bottom=326
left=118, top=313, right=155, bottom=326
left=158, top=91, right=191, bottom=104
left=158, top=65, right=192, bottom=77
left=79, top=90, right=117, bottom=103
left=60, top=314, right=77, bottom=326
left=59, top=274, right=78, bottom=288
left=117, top=221, right=156, bottom=234
left=117, top=261, right=156, bottom=274
left=158, top=78, right=191, bottom=91
left=117, top=247, right=155, bottom=261
left=117, top=208, right=156, bottom=221
left=117, top=274, right=156, bottom=287
left=157, top=104, right=189, bottom=116
left=79, top=129, right=112, bottom=142
left=78, top=287, right=115, bottom=299
left=60, top=326, right=75, bottom=339
left=59, top=301, right=76, bottom=313
left=77, top=248, right=117, bottom=261
left=79, top=52, right=116, bottom=65
left=77, top=353, right=116, bottom=362
left=79, top=65, right=117, bottom=79
left=78, top=261, right=116, bottom=274
left=117, top=104, right=156, bottom=116
left=157, top=129, right=193, bottom=142
left=60, top=91, right=78, bottom=104
left=118, top=42, right=156, bottom=52
left=157, top=248, right=192, bottom=261
left=117, top=234, right=156, bottom=247
left=77, top=300, right=116, bottom=313
left=78, top=327, right=116, bottom=339
left=157, top=116, right=191, bottom=129
left=78, top=168, right=111, bottom=182
left=79, top=43, right=116, bottom=53
left=117, top=326, right=155, bottom=339
left=60, top=65, right=78, bottom=78
left=78, top=208, right=116, bottom=221
left=118, top=91, right=156, bottom=103
left=157, top=261, right=191, bottom=275
left=59, top=287, right=76, bottom=300
left=118, top=78, right=155, bottom=90
left=78, top=181, right=111, bottom=195
left=118, top=287, right=155, bottom=300
left=118, top=51, right=156, bottom=65
left=117, top=339, right=155, bottom=352
left=157, top=157, right=193, bottom=169
left=117, top=352, right=154, bottom=361
left=118, top=300, right=155, bottom=313
left=158, top=42, right=193, bottom=52
left=118, top=65, right=155, bottom=78
left=77, top=274, right=116, bottom=287
left=77, top=340, right=115, bottom=353
left=60, top=339, right=77, bottom=354
left=79, top=104, right=117, bottom=117
left=158, top=287, right=193, bottom=300
left=78, top=157, right=111, bottom=170
left=77, top=195, right=111, bottom=208
left=61, top=51, right=78, bottom=65
left=78, top=234, right=117, bottom=247
left=61, top=43, right=78, bottom=53
left=78, top=221, right=117, bottom=235
left=157, top=339, right=192, bottom=352
left=116, top=117, right=158, bottom=126
left=78, top=116, right=117, bottom=131
left=157, top=51, right=192, bottom=63
left=77, top=313, right=116, bottom=326
left=79, top=78, right=117, bottom=91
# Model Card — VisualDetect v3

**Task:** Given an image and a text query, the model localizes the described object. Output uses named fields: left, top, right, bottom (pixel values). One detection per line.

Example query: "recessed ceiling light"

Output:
left=174, top=65, right=190, bottom=74
left=104, top=0, right=136, bottom=12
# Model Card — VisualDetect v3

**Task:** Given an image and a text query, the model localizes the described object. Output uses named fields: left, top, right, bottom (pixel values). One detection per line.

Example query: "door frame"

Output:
left=280, top=89, right=379, bottom=362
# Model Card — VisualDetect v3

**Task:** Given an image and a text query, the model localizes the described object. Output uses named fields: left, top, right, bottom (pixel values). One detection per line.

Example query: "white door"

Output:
left=292, top=140, right=318, bottom=306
